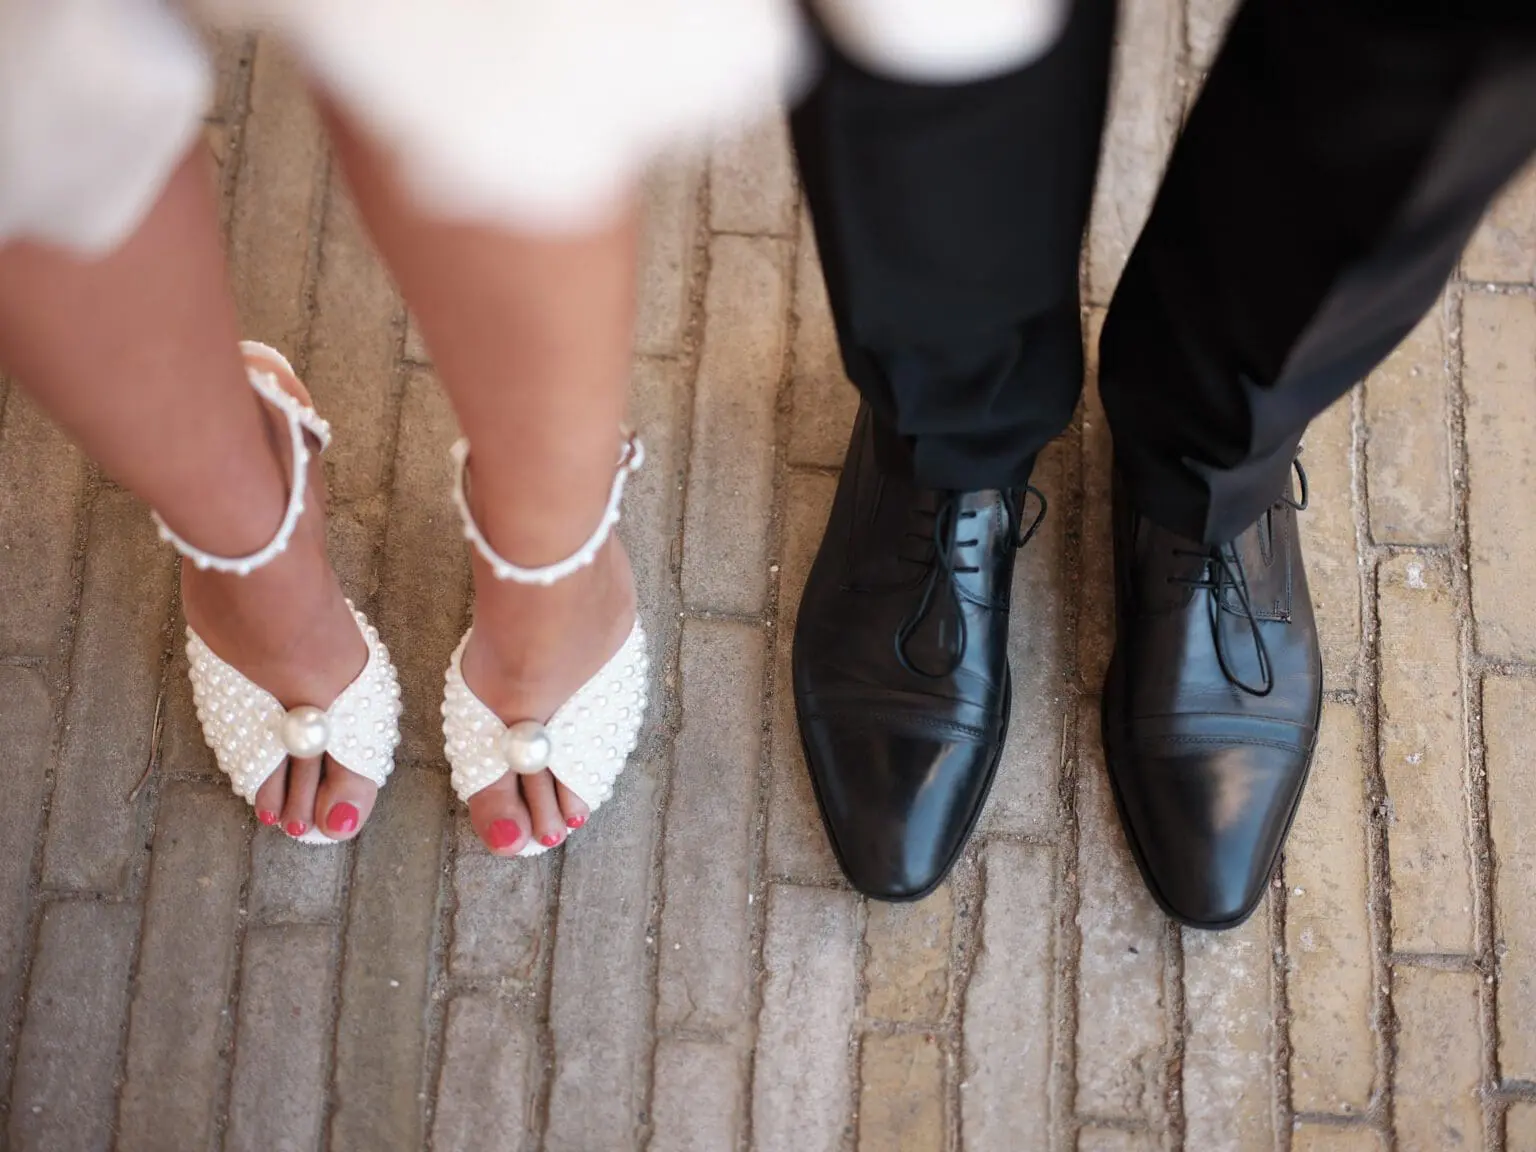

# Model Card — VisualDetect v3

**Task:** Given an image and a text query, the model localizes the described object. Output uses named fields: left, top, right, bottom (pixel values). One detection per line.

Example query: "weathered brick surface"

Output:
left=858, top=1033, right=947, bottom=1152
left=1291, top=1129, right=1387, bottom=1152
left=9, top=903, right=137, bottom=1152
left=1364, top=307, right=1453, bottom=545
left=544, top=757, right=660, bottom=1150
left=657, top=622, right=764, bottom=1032
left=765, top=471, right=843, bottom=883
left=1377, top=554, right=1474, bottom=955
left=227, top=41, right=325, bottom=351
left=1087, top=0, right=1182, bottom=304
left=248, top=829, right=347, bottom=923
left=118, top=782, right=246, bottom=1152
left=0, top=393, right=86, bottom=657
left=636, top=156, right=703, bottom=357
left=864, top=883, right=953, bottom=1023
left=753, top=884, right=861, bottom=1152
left=1186, top=0, right=1237, bottom=72
left=1463, top=161, right=1536, bottom=283
left=431, top=994, right=536, bottom=1152
left=1075, top=714, right=1168, bottom=1124
left=1464, top=292, right=1536, bottom=661
left=450, top=815, right=552, bottom=982
left=1480, top=676, right=1536, bottom=1080
left=680, top=235, right=789, bottom=614
left=1509, top=1104, right=1536, bottom=1152
left=0, top=670, right=53, bottom=1048
left=404, top=313, right=431, bottom=364
left=226, top=924, right=336, bottom=1152
left=42, top=492, right=174, bottom=894
left=1182, top=906, right=1275, bottom=1150
left=1078, top=1130, right=1157, bottom=1152
left=651, top=1039, right=746, bottom=1152
left=1285, top=704, right=1375, bottom=1114
left=788, top=212, right=860, bottom=468
left=962, top=842, right=1056, bottom=1149
left=711, top=115, right=797, bottom=237
left=1392, top=966, right=1482, bottom=1152
left=1300, top=395, right=1362, bottom=689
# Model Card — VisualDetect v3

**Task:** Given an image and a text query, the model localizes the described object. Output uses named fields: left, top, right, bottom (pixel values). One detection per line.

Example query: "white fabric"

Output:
left=0, top=0, right=1067, bottom=256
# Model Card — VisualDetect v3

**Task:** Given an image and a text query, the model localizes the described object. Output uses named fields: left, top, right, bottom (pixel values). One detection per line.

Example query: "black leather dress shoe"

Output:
left=1102, top=462, right=1322, bottom=929
left=792, top=407, right=1045, bottom=900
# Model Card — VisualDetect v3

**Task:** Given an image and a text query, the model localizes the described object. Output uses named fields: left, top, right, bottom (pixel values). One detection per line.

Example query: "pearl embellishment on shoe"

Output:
left=501, top=720, right=553, bottom=775
left=281, top=705, right=332, bottom=758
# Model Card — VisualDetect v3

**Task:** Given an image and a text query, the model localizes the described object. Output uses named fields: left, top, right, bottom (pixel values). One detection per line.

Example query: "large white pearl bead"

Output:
left=280, top=705, right=331, bottom=758
left=500, top=720, right=552, bottom=775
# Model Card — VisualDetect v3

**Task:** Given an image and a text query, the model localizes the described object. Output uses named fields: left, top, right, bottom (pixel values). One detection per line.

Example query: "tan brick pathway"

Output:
left=3, top=6, right=1536, bottom=1149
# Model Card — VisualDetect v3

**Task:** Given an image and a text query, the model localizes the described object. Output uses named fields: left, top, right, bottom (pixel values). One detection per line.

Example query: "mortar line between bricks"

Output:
left=1, top=468, right=100, bottom=1126
left=208, top=804, right=260, bottom=1151
left=1352, top=373, right=1401, bottom=1146
left=1388, top=952, right=1485, bottom=971
left=1270, top=862, right=1296, bottom=1151
left=1164, top=917, right=1188, bottom=1150
left=1291, top=1111, right=1388, bottom=1131
left=1442, top=277, right=1509, bottom=1149
left=636, top=150, right=716, bottom=1152
left=1461, top=281, right=1536, bottom=298
left=1493, top=1080, right=1536, bottom=1101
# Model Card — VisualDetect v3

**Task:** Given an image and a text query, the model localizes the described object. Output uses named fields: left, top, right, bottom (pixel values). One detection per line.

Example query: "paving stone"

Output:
left=1392, top=966, right=1482, bottom=1152
left=1079, top=313, right=1115, bottom=692
left=9, top=902, right=138, bottom=1152
left=1291, top=1129, right=1387, bottom=1152
left=1299, top=394, right=1362, bottom=690
left=404, top=313, right=431, bottom=364
left=961, top=841, right=1057, bottom=1149
left=42, top=491, right=174, bottom=894
left=1509, top=1104, right=1536, bottom=1152
left=1181, top=903, right=1276, bottom=1150
left=1186, top=0, right=1237, bottom=72
left=1480, top=676, right=1536, bottom=1080
left=228, top=41, right=325, bottom=353
left=1078, top=1130, right=1157, bottom=1152
left=248, top=829, right=346, bottom=923
left=1464, top=293, right=1536, bottom=661
left=1075, top=711, right=1167, bottom=1123
left=788, top=210, right=859, bottom=468
left=864, top=883, right=953, bottom=1023
left=765, top=471, right=842, bottom=883
left=117, top=781, right=245, bottom=1151
left=637, top=156, right=704, bottom=357
left=1086, top=0, right=1182, bottom=304
left=226, top=924, right=336, bottom=1152
left=753, top=884, right=861, bottom=1152
left=651, top=1039, right=746, bottom=1152
left=306, top=183, right=404, bottom=503
left=858, top=1033, right=947, bottom=1152
left=376, top=369, right=471, bottom=765
left=430, top=994, right=537, bottom=1152
left=0, top=670, right=53, bottom=1053
left=325, top=494, right=387, bottom=608
left=545, top=757, right=660, bottom=1149
left=449, top=814, right=552, bottom=983
left=657, top=622, right=764, bottom=1032
left=0, top=392, right=86, bottom=656
left=981, top=434, right=1072, bottom=835
left=1285, top=703, right=1375, bottom=1114
left=1364, top=306, right=1453, bottom=545
left=710, top=114, right=797, bottom=236
left=680, top=235, right=789, bottom=614
left=1377, top=554, right=1474, bottom=955
left=332, top=767, right=448, bottom=1151
left=209, top=31, right=253, bottom=122
left=1463, top=161, right=1536, bottom=283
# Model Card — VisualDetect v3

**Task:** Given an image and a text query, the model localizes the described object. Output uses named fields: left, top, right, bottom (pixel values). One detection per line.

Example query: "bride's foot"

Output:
left=180, top=349, right=379, bottom=841
left=458, top=538, right=637, bottom=854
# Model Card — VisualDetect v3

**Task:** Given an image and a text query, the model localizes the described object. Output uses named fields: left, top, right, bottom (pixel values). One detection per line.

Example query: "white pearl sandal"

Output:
left=441, top=432, right=649, bottom=856
left=160, top=342, right=402, bottom=845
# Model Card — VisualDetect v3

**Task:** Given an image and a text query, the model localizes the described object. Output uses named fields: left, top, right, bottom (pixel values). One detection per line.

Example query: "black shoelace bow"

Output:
left=893, top=487, right=1048, bottom=679
left=1166, top=459, right=1310, bottom=698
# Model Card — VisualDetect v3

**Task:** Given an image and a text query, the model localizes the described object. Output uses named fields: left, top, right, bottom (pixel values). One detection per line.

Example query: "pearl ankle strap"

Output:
left=152, top=342, right=332, bottom=577
left=450, top=431, right=644, bottom=586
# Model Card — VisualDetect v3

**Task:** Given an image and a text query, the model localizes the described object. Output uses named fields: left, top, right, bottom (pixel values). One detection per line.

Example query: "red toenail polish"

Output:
left=285, top=821, right=307, bottom=838
left=258, top=810, right=279, bottom=826
left=487, top=819, right=522, bottom=851
left=566, top=814, right=586, bottom=829
left=329, top=803, right=359, bottom=835
left=540, top=833, right=562, bottom=848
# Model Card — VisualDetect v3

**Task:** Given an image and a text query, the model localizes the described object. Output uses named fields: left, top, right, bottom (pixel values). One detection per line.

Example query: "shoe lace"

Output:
left=893, top=487, right=1048, bottom=679
left=1164, top=458, right=1309, bottom=699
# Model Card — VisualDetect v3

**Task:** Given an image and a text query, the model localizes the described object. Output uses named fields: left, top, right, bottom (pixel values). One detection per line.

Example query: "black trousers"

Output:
left=790, top=0, right=1536, bottom=544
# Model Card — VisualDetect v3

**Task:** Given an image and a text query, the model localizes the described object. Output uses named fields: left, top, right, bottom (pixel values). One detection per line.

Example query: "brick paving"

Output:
left=2, top=9, right=1536, bottom=1151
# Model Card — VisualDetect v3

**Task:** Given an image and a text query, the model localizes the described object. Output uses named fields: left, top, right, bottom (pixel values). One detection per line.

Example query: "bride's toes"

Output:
left=522, top=772, right=567, bottom=849
left=555, top=780, right=589, bottom=831
left=468, top=774, right=533, bottom=856
left=315, top=763, right=378, bottom=841
left=279, top=755, right=322, bottom=838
